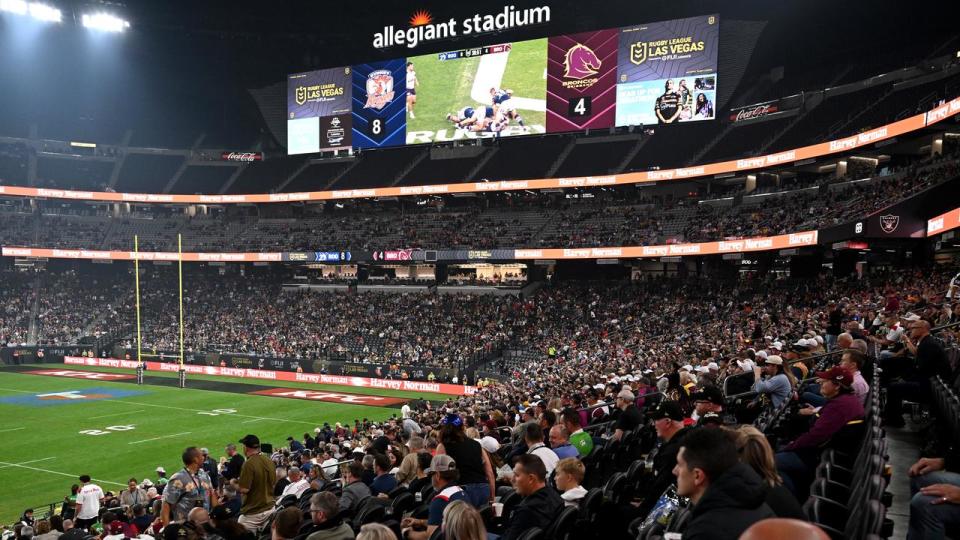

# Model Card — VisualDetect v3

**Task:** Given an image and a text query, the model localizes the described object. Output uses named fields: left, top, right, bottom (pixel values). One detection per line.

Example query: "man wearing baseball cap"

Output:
left=691, top=386, right=725, bottom=425
left=637, top=401, right=692, bottom=517
left=236, top=435, right=277, bottom=532
left=751, top=355, right=793, bottom=410
left=400, top=455, right=464, bottom=540
left=774, top=366, right=864, bottom=498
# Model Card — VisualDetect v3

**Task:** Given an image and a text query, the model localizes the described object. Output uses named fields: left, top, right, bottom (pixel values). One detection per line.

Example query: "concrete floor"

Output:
left=886, top=423, right=923, bottom=540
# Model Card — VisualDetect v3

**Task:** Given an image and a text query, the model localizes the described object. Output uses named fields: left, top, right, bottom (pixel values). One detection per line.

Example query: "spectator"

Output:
left=299, top=493, right=350, bottom=540
left=612, top=388, right=642, bottom=441
left=370, top=453, right=398, bottom=497
left=672, top=428, right=775, bottom=539
left=435, top=413, right=496, bottom=507
left=396, top=438, right=424, bottom=486
left=884, top=320, right=950, bottom=427
left=637, top=401, right=691, bottom=517
left=560, top=408, right=593, bottom=457
left=209, top=506, right=254, bottom=540
left=752, top=355, right=793, bottom=410
left=691, top=386, right=725, bottom=425
left=201, top=449, right=220, bottom=491
left=908, top=451, right=960, bottom=539
left=406, top=452, right=433, bottom=496
left=401, top=454, right=464, bottom=540
left=279, top=467, right=309, bottom=501
left=776, top=366, right=864, bottom=498
left=338, top=462, right=371, bottom=516
left=223, top=445, right=244, bottom=483
left=356, top=523, right=395, bottom=540
left=74, top=474, right=105, bottom=530
left=236, top=435, right=277, bottom=532
left=501, top=454, right=563, bottom=540
left=729, top=426, right=805, bottom=520
left=162, top=447, right=214, bottom=526
left=522, top=423, right=559, bottom=476
left=554, top=458, right=587, bottom=507
left=547, top=425, right=579, bottom=460
left=440, top=500, right=486, bottom=540
left=120, top=478, right=148, bottom=509
left=270, top=507, right=302, bottom=540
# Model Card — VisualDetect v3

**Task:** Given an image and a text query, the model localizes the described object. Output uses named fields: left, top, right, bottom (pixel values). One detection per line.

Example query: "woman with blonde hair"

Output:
left=442, top=500, right=487, bottom=540
left=357, top=522, right=398, bottom=540
left=729, top=425, right=805, bottom=519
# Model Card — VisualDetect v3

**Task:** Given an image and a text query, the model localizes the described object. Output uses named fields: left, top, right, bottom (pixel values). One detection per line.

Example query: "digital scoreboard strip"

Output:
left=287, top=14, right=721, bottom=154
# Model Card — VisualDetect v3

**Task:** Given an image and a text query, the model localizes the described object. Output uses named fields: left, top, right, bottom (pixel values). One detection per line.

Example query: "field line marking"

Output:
left=91, top=409, right=146, bottom=420
left=0, top=386, right=35, bottom=394
left=0, top=457, right=55, bottom=469
left=0, top=427, right=26, bottom=433
left=0, top=460, right=126, bottom=487
left=129, top=432, right=193, bottom=445
left=102, top=399, right=318, bottom=426
left=241, top=418, right=266, bottom=424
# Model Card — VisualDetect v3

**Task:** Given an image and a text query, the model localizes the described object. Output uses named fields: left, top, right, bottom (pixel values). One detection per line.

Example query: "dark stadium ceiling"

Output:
left=116, top=0, right=952, bottom=86
left=0, top=0, right=954, bottom=151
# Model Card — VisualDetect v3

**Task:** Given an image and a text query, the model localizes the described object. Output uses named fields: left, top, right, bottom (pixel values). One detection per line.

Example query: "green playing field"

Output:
left=0, top=366, right=447, bottom=524
left=405, top=38, right=547, bottom=143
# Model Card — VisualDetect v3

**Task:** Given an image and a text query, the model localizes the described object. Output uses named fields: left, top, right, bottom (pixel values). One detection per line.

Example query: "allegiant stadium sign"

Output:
left=373, top=5, right=551, bottom=49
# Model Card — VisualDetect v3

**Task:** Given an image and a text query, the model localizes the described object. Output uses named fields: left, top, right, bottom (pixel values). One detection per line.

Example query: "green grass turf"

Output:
left=28, top=364, right=462, bottom=401
left=405, top=38, right=546, bottom=142
left=0, top=369, right=402, bottom=524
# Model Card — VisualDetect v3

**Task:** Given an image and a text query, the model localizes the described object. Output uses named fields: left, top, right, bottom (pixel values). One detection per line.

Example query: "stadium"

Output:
left=0, top=0, right=958, bottom=539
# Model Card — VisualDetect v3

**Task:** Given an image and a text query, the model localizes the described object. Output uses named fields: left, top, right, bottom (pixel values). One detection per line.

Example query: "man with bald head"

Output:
left=739, top=518, right=830, bottom=540
left=884, top=319, right=950, bottom=428
left=835, top=332, right=853, bottom=351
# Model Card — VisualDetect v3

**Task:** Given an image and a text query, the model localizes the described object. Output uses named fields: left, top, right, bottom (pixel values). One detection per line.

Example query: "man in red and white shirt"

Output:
left=74, top=474, right=104, bottom=530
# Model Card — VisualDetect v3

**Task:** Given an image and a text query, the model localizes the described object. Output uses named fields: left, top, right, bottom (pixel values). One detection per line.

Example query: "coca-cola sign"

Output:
left=221, top=152, right=263, bottom=162
left=729, top=101, right=779, bottom=122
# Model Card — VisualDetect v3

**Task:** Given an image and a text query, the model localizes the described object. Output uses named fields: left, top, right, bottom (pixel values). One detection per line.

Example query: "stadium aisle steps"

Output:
left=884, top=426, right=921, bottom=540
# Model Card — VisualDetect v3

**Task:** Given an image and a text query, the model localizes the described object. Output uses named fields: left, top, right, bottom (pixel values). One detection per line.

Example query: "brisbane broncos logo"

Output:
left=563, top=44, right=602, bottom=80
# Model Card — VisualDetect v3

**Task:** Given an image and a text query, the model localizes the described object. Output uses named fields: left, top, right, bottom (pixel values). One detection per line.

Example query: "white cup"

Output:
left=493, top=502, right=504, bottom=517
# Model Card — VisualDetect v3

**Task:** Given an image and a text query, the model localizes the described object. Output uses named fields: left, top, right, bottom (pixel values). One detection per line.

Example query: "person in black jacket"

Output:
left=637, top=401, right=693, bottom=517
left=501, top=454, right=564, bottom=540
left=729, top=425, right=805, bottom=520
left=884, top=320, right=950, bottom=427
left=673, top=428, right=775, bottom=539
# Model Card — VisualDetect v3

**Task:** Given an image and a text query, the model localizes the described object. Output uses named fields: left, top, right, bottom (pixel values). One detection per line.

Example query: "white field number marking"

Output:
left=80, top=424, right=136, bottom=436
left=197, top=408, right=237, bottom=416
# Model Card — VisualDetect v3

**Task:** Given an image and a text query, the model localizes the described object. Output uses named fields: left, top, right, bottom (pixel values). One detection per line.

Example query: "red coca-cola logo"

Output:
left=731, top=103, right=778, bottom=122
left=221, top=152, right=262, bottom=162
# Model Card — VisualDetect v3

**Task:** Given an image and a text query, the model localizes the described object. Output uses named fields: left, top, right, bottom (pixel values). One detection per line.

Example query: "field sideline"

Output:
left=0, top=364, right=454, bottom=524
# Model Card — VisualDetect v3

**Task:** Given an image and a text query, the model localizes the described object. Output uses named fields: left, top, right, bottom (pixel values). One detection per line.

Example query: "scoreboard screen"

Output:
left=287, top=14, right=718, bottom=155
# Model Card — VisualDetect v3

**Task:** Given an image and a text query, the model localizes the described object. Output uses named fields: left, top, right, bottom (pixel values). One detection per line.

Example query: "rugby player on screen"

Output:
left=406, top=62, right=419, bottom=119
left=446, top=106, right=477, bottom=128
left=490, top=87, right=526, bottom=130
left=655, top=79, right=682, bottom=124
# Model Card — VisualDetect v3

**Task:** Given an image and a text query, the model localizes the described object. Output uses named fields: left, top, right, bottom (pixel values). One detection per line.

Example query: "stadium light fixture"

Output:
left=27, top=2, right=60, bottom=22
left=82, top=12, right=129, bottom=32
left=0, top=0, right=28, bottom=15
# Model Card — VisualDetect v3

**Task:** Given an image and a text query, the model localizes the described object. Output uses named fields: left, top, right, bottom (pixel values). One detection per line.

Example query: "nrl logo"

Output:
left=295, top=86, right=307, bottom=106
left=630, top=42, right=647, bottom=65
left=880, top=214, right=900, bottom=234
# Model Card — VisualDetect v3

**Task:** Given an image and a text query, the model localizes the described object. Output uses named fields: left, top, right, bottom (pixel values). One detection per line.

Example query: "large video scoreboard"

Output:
left=287, top=14, right=719, bottom=155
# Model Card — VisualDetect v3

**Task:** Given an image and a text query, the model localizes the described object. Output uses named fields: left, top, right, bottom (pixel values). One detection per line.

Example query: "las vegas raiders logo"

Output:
left=880, top=214, right=900, bottom=234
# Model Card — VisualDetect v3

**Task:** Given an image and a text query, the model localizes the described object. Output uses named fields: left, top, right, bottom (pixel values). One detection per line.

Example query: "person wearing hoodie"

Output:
left=672, top=427, right=775, bottom=539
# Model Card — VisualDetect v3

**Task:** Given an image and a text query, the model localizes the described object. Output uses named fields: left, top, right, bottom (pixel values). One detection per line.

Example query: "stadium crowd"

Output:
left=0, top=151, right=956, bottom=255
left=4, top=262, right=960, bottom=539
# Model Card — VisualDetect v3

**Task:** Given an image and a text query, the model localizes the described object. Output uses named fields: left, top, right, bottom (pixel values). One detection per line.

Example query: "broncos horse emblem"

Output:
left=563, top=43, right=602, bottom=80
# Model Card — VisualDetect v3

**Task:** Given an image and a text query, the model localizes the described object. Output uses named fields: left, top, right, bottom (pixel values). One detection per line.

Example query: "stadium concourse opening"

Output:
left=2, top=0, right=960, bottom=539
